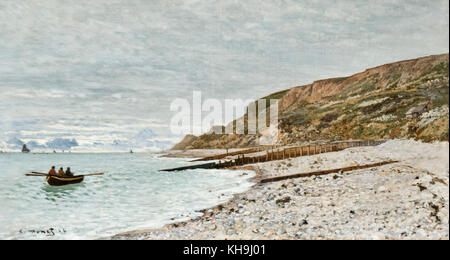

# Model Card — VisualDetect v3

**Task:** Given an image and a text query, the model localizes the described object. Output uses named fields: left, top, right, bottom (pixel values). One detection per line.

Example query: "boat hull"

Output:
left=46, top=175, right=84, bottom=186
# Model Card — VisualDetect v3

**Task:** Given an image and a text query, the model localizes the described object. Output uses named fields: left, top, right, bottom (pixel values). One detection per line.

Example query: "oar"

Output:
left=79, top=173, right=104, bottom=177
left=26, top=172, right=104, bottom=177
left=26, top=173, right=49, bottom=177
left=31, top=172, right=48, bottom=175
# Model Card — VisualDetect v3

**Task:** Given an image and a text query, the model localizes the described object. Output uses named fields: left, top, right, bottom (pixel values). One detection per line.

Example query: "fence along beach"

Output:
left=161, top=140, right=386, bottom=171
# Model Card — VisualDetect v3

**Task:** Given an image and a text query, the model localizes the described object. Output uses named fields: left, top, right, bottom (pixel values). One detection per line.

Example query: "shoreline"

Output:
left=105, top=165, right=262, bottom=240
left=108, top=139, right=449, bottom=240
left=161, top=148, right=248, bottom=159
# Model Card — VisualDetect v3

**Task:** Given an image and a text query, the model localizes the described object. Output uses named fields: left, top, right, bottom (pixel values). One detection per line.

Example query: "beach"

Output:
left=110, top=140, right=449, bottom=240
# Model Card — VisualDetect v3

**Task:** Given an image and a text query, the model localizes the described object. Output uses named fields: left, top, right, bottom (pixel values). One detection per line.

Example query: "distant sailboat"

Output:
left=22, top=144, right=30, bottom=153
left=130, top=149, right=134, bottom=154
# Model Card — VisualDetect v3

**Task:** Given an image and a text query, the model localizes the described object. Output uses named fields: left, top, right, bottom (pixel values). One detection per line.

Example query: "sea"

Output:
left=0, top=152, right=255, bottom=239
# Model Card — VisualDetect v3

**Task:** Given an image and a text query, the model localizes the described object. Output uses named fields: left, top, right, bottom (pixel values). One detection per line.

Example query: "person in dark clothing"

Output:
left=65, top=167, right=73, bottom=177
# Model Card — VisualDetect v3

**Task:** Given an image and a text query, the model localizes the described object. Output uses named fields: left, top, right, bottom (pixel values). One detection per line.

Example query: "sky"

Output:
left=0, top=0, right=449, bottom=151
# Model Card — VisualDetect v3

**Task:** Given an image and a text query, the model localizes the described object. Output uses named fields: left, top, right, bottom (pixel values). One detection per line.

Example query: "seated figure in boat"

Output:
left=65, top=167, right=73, bottom=177
left=58, top=167, right=65, bottom=176
left=48, top=166, right=57, bottom=176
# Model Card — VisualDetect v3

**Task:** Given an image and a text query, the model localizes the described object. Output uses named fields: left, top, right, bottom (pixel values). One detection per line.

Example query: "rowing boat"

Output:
left=46, top=175, right=84, bottom=186
left=26, top=172, right=104, bottom=186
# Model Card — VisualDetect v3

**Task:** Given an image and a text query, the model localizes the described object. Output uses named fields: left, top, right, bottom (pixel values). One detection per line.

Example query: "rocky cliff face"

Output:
left=173, top=54, right=449, bottom=150
left=280, top=54, right=448, bottom=111
left=171, top=135, right=199, bottom=150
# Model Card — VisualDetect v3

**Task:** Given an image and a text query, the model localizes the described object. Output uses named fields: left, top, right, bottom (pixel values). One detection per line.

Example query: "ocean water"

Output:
left=0, top=153, right=255, bottom=239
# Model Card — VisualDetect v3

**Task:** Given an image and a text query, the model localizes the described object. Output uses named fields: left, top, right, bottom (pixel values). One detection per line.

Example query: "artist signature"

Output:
left=19, top=228, right=66, bottom=237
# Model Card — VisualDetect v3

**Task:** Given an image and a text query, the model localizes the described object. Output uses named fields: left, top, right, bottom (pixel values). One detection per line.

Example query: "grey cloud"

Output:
left=0, top=0, right=448, bottom=150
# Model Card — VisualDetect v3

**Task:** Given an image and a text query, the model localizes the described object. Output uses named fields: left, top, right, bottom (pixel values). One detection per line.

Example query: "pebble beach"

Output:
left=110, top=140, right=449, bottom=240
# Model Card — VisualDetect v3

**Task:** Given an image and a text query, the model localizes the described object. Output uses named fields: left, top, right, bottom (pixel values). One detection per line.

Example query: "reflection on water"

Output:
left=0, top=153, right=255, bottom=239
left=42, top=183, right=86, bottom=200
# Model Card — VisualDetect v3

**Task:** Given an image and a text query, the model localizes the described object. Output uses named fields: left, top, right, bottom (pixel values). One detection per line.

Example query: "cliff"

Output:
left=173, top=53, right=449, bottom=150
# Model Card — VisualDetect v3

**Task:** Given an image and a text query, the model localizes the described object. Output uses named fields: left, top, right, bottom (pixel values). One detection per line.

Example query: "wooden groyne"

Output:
left=216, top=140, right=386, bottom=169
left=189, top=146, right=281, bottom=162
left=160, top=162, right=217, bottom=172
left=160, top=140, right=386, bottom=172
left=259, top=160, right=399, bottom=183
